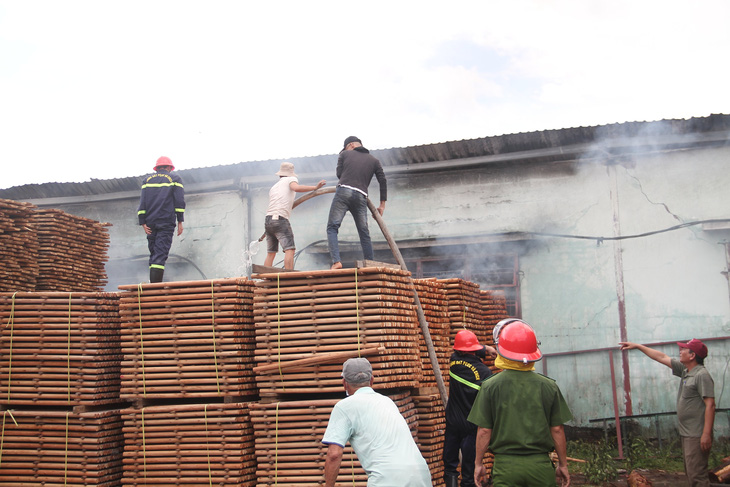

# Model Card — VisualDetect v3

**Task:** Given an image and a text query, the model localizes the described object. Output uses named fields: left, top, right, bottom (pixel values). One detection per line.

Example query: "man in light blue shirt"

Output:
left=322, top=358, right=431, bottom=486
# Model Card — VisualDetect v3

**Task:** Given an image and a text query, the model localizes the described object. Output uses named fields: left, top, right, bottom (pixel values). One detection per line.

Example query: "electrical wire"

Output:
left=528, top=218, right=730, bottom=244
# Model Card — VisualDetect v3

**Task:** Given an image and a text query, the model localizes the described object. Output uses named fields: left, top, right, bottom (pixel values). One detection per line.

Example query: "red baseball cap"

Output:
left=677, top=338, right=708, bottom=359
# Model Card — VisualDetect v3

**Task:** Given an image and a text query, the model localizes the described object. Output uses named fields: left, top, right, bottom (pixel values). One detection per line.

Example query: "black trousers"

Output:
left=443, top=425, right=477, bottom=486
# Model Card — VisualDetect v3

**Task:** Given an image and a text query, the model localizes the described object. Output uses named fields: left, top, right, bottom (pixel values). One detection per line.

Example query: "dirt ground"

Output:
left=570, top=468, right=724, bottom=486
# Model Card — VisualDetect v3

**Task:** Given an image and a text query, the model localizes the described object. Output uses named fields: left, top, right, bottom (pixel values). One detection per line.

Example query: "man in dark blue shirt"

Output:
left=326, top=136, right=387, bottom=269
left=137, top=156, right=185, bottom=283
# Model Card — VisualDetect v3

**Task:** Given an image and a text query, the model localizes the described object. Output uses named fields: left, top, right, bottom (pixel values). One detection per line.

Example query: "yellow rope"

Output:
left=6, top=292, right=16, bottom=401
left=351, top=448, right=356, bottom=486
left=67, top=293, right=72, bottom=404
left=0, top=412, right=5, bottom=468
left=210, top=281, right=220, bottom=394
left=137, top=283, right=146, bottom=396
left=205, top=405, right=213, bottom=487
left=276, top=274, right=285, bottom=392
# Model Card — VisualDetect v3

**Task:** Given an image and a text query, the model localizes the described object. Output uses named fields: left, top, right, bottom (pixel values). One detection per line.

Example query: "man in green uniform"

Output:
left=619, top=339, right=715, bottom=487
left=468, top=319, right=572, bottom=487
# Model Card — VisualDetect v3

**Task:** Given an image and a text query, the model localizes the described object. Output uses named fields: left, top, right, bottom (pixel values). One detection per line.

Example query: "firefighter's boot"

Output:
left=150, top=267, right=164, bottom=283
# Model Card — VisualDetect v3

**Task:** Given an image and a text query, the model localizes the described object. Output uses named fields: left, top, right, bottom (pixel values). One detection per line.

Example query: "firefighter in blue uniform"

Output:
left=137, top=156, right=185, bottom=283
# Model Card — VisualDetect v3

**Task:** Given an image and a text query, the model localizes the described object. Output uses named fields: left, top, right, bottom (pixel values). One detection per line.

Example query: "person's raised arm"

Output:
left=290, top=180, right=326, bottom=193
left=619, top=342, right=672, bottom=367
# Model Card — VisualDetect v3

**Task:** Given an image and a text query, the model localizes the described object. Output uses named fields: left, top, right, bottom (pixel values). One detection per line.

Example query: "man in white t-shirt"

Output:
left=264, top=162, right=325, bottom=269
left=322, top=358, right=431, bottom=486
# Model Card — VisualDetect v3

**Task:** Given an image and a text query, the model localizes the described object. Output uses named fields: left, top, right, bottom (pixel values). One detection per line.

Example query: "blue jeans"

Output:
left=326, top=186, right=373, bottom=264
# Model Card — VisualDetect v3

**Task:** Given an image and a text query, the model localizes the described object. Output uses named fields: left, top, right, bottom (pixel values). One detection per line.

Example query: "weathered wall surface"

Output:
left=47, top=144, right=730, bottom=435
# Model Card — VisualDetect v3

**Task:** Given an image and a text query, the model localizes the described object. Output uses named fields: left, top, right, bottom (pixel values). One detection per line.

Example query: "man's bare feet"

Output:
left=330, top=262, right=343, bottom=270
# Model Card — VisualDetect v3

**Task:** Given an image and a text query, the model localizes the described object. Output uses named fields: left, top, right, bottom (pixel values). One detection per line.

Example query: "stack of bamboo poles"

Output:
left=0, top=198, right=39, bottom=292
left=0, top=408, right=124, bottom=487
left=120, top=402, right=257, bottom=486
left=33, top=209, right=110, bottom=292
left=249, top=391, right=419, bottom=486
left=117, top=278, right=257, bottom=401
left=413, top=279, right=452, bottom=390
left=253, top=267, right=423, bottom=396
left=0, top=292, right=121, bottom=407
left=412, top=393, right=446, bottom=486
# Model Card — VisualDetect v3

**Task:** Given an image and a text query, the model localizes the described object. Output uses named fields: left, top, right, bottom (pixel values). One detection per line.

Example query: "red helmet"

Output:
left=454, top=329, right=482, bottom=352
left=493, top=318, right=542, bottom=363
left=154, top=156, right=175, bottom=171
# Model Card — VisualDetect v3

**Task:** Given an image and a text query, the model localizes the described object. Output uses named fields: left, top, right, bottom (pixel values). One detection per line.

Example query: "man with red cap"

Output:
left=443, top=330, right=496, bottom=487
left=619, top=338, right=715, bottom=487
left=137, top=156, right=185, bottom=283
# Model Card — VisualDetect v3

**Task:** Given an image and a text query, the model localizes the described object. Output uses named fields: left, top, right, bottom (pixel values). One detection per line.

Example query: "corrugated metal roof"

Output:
left=2, top=114, right=729, bottom=201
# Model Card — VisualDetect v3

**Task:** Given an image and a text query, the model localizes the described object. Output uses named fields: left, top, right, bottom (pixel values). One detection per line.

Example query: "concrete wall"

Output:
left=48, top=144, right=730, bottom=436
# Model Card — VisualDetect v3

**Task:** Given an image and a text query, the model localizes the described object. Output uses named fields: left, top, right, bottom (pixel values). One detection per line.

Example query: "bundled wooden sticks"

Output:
left=120, top=402, right=256, bottom=487
left=0, top=408, right=124, bottom=487
left=480, top=290, right=509, bottom=371
left=253, top=267, right=423, bottom=396
left=439, top=278, right=488, bottom=344
left=413, top=279, right=452, bottom=389
left=33, top=209, right=111, bottom=292
left=0, top=198, right=39, bottom=292
left=0, top=292, right=121, bottom=407
left=117, top=278, right=256, bottom=400
left=249, top=391, right=419, bottom=487
left=412, top=393, right=446, bottom=486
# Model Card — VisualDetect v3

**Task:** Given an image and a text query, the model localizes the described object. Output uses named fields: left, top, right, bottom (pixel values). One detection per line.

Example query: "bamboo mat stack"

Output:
left=117, top=278, right=257, bottom=401
left=413, top=278, right=452, bottom=389
left=480, top=290, right=510, bottom=371
left=0, top=198, right=39, bottom=292
left=249, top=391, right=419, bottom=487
left=253, top=267, right=423, bottom=395
left=120, top=402, right=256, bottom=487
left=0, top=292, right=122, bottom=407
left=33, top=209, right=111, bottom=292
left=0, top=408, right=124, bottom=487
left=412, top=393, right=446, bottom=486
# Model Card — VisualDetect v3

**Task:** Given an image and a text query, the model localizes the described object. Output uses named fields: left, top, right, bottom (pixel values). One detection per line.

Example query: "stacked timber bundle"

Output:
left=0, top=198, right=39, bottom=292
left=439, top=278, right=488, bottom=344
left=249, top=392, right=419, bottom=486
left=412, top=393, right=446, bottom=486
left=479, top=289, right=510, bottom=371
left=117, top=278, right=256, bottom=401
left=33, top=208, right=111, bottom=292
left=0, top=291, right=121, bottom=407
left=413, top=278, right=452, bottom=389
left=0, top=409, right=123, bottom=487
left=120, top=402, right=256, bottom=486
left=253, top=267, right=423, bottom=396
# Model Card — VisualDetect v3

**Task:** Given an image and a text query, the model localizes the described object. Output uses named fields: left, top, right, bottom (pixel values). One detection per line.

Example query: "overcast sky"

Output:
left=1, top=1, right=728, bottom=190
